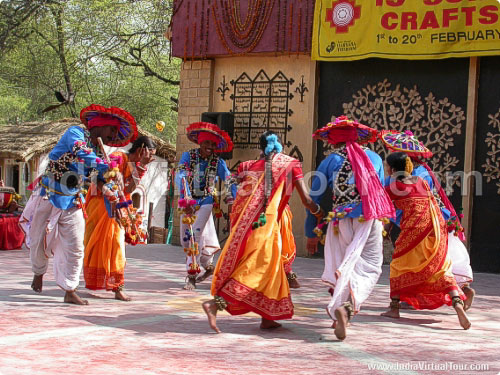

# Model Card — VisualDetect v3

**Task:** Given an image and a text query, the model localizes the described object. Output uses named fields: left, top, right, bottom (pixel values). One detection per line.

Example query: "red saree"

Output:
left=386, top=178, right=464, bottom=310
left=211, top=153, right=303, bottom=320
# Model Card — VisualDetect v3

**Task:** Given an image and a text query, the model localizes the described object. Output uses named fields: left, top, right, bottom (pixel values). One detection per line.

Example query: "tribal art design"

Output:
left=339, top=79, right=465, bottom=186
left=483, top=107, right=500, bottom=194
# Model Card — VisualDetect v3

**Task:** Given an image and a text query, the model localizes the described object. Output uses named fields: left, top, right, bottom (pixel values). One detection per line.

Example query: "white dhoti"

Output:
left=447, top=234, right=473, bottom=286
left=322, top=218, right=383, bottom=320
left=180, top=203, right=220, bottom=271
left=20, top=194, right=85, bottom=291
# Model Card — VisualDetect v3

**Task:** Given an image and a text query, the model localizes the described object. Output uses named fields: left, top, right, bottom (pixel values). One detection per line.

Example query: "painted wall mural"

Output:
left=230, top=69, right=294, bottom=148
left=483, top=107, right=500, bottom=194
left=340, top=79, right=465, bottom=185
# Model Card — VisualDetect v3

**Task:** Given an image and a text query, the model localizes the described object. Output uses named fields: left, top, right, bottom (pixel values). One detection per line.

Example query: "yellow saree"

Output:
left=83, top=151, right=131, bottom=291
left=211, top=153, right=303, bottom=320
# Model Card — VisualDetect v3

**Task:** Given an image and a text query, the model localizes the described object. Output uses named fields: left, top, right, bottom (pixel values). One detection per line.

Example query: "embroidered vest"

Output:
left=331, top=147, right=362, bottom=210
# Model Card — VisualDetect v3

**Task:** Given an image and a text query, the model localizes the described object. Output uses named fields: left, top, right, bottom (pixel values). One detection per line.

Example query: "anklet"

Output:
left=452, top=296, right=464, bottom=308
left=389, top=298, right=400, bottom=309
left=214, top=295, right=228, bottom=311
left=342, top=302, right=354, bottom=321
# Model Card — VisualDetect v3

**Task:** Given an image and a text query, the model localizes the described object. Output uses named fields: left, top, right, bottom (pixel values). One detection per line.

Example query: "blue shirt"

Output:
left=384, top=164, right=450, bottom=226
left=305, top=148, right=385, bottom=238
left=175, top=149, right=236, bottom=206
left=40, top=126, right=109, bottom=210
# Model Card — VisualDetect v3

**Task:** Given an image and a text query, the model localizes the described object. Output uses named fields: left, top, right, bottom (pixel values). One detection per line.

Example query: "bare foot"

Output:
left=462, top=286, right=475, bottom=312
left=287, top=277, right=301, bottom=289
left=64, top=291, right=89, bottom=305
left=334, top=306, right=348, bottom=340
left=260, top=318, right=282, bottom=330
left=202, top=300, right=221, bottom=333
left=183, top=277, right=196, bottom=290
left=196, top=268, right=214, bottom=283
left=381, top=308, right=400, bottom=319
left=454, top=303, right=471, bottom=330
left=331, top=321, right=351, bottom=329
left=31, top=274, right=43, bottom=293
left=114, top=289, right=132, bottom=301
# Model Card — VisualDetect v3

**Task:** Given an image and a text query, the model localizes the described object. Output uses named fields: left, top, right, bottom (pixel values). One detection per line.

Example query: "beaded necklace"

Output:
left=179, top=149, right=219, bottom=198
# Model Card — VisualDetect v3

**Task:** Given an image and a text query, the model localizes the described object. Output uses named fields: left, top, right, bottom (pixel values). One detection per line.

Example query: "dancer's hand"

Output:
left=306, top=237, right=319, bottom=255
left=140, top=147, right=155, bottom=165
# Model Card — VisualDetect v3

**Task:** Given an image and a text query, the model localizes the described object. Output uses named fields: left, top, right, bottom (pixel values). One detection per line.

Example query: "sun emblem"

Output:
left=325, top=0, right=361, bottom=33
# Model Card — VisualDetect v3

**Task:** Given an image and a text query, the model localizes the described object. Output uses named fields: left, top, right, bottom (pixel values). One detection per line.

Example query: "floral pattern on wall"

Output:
left=483, top=107, right=500, bottom=194
left=335, top=79, right=465, bottom=185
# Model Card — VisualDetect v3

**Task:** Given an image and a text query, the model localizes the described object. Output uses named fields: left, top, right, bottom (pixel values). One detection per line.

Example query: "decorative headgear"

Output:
left=313, top=116, right=378, bottom=145
left=379, top=130, right=433, bottom=159
left=186, top=122, right=233, bottom=152
left=313, top=116, right=395, bottom=220
left=80, top=104, right=138, bottom=147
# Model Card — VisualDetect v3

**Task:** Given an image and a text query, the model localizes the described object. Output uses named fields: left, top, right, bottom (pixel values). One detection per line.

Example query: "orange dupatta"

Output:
left=83, top=151, right=132, bottom=291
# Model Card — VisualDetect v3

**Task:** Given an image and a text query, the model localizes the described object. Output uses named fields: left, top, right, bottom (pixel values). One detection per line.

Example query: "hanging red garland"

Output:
left=212, top=0, right=276, bottom=54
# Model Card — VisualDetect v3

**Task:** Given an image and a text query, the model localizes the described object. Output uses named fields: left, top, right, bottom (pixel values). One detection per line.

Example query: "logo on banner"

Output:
left=325, top=0, right=361, bottom=33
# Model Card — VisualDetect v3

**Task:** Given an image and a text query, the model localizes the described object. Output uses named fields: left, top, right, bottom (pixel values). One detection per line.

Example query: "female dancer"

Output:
left=202, top=131, right=322, bottom=333
left=382, top=152, right=470, bottom=330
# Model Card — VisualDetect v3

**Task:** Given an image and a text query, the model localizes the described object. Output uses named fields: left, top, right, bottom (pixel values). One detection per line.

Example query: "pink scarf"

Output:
left=329, top=128, right=395, bottom=220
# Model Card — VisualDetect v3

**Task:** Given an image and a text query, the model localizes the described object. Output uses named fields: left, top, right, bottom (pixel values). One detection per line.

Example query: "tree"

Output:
left=0, top=0, right=179, bottom=143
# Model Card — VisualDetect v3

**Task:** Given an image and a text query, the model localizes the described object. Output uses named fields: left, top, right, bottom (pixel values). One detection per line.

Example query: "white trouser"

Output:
left=23, top=195, right=85, bottom=291
left=447, top=233, right=473, bottom=286
left=180, top=204, right=220, bottom=271
left=322, top=218, right=383, bottom=319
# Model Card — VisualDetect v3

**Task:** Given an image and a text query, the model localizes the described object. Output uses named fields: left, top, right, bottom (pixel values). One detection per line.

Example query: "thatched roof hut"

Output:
left=0, top=118, right=176, bottom=162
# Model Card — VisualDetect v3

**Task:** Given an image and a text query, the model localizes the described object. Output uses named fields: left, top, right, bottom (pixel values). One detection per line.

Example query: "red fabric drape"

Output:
left=0, top=215, right=25, bottom=250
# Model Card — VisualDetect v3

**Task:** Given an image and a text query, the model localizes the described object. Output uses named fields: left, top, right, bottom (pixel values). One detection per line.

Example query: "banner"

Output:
left=312, top=0, right=500, bottom=61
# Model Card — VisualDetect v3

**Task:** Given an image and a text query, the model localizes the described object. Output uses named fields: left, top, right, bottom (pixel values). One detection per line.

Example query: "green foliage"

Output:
left=0, top=78, right=31, bottom=124
left=0, top=0, right=179, bottom=143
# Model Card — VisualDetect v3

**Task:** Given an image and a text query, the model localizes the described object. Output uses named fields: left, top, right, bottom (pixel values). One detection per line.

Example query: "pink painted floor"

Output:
left=1, top=244, right=499, bottom=375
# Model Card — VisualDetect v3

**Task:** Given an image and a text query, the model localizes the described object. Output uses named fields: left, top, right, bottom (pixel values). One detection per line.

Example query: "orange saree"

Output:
left=281, top=205, right=296, bottom=274
left=386, top=178, right=464, bottom=310
left=83, top=151, right=132, bottom=291
left=211, top=153, right=303, bottom=320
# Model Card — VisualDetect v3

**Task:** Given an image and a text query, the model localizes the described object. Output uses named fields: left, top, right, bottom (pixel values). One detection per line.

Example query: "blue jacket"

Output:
left=40, top=126, right=109, bottom=210
left=305, top=148, right=384, bottom=238
left=175, top=149, right=237, bottom=206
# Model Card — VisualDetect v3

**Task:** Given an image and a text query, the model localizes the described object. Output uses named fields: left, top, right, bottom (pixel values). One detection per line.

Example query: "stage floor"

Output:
left=1, top=244, right=499, bottom=375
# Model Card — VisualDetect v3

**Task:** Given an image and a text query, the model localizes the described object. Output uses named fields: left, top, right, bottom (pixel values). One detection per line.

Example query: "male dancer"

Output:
left=21, top=104, right=136, bottom=304
left=176, top=122, right=236, bottom=290
left=305, top=116, right=395, bottom=340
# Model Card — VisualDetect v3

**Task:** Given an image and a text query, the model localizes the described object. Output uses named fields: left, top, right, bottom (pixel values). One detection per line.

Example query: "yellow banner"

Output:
left=312, top=0, right=500, bottom=61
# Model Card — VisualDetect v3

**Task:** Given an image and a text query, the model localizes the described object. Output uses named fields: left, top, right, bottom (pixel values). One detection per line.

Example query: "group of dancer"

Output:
left=18, top=104, right=474, bottom=340
left=183, top=117, right=474, bottom=339
left=21, top=104, right=157, bottom=304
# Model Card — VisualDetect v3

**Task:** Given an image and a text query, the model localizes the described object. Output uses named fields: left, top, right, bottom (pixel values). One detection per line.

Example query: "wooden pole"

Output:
left=462, top=56, right=480, bottom=250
